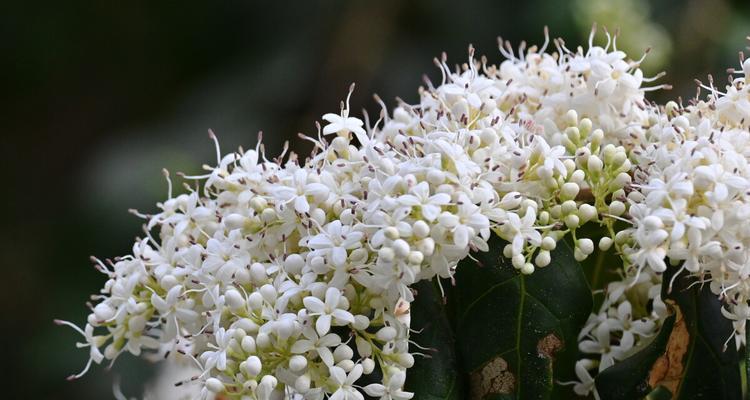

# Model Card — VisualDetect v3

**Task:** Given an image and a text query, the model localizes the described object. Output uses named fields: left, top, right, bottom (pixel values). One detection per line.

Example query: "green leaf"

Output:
left=644, top=385, right=673, bottom=400
left=445, top=235, right=592, bottom=399
left=596, top=266, right=742, bottom=400
left=404, top=279, right=464, bottom=399
left=660, top=268, right=742, bottom=399
left=595, top=313, right=677, bottom=400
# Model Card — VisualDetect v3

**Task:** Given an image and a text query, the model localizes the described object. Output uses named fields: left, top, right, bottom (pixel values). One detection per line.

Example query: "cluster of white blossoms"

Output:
left=564, top=268, right=667, bottom=397
left=565, top=45, right=750, bottom=398
left=60, top=28, right=750, bottom=399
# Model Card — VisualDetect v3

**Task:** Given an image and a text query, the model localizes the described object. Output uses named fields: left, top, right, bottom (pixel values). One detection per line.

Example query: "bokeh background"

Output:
left=3, top=0, right=750, bottom=398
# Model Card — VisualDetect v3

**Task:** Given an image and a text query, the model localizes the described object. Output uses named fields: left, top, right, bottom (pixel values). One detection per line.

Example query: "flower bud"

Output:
left=609, top=200, right=626, bottom=216
left=260, top=375, right=278, bottom=391
left=256, top=333, right=271, bottom=349
left=615, top=230, right=630, bottom=245
left=362, top=357, right=376, bottom=374
left=578, top=204, right=597, bottom=222
left=397, top=352, right=415, bottom=368
left=564, top=109, right=578, bottom=126
left=564, top=214, right=580, bottom=229
left=353, top=315, right=370, bottom=330
left=418, top=238, right=435, bottom=256
left=338, top=359, right=355, bottom=372
left=520, top=263, right=535, bottom=275
left=535, top=250, right=551, bottom=267
left=259, top=284, right=277, bottom=303
left=205, top=378, right=225, bottom=393
left=413, top=220, right=430, bottom=238
left=249, top=196, right=268, bottom=211
left=334, top=344, right=354, bottom=363
left=294, top=374, right=311, bottom=393
left=587, top=155, right=603, bottom=173
left=93, top=303, right=114, bottom=321
left=574, top=247, right=586, bottom=261
left=376, top=326, right=397, bottom=342
left=538, top=210, right=550, bottom=225
left=250, top=263, right=267, bottom=283
left=225, top=289, right=245, bottom=311
left=284, top=254, right=305, bottom=275
left=378, top=247, right=395, bottom=262
left=407, top=251, right=424, bottom=265
left=241, top=336, right=256, bottom=353
left=561, top=200, right=578, bottom=215
left=560, top=182, right=580, bottom=200
left=579, top=118, right=592, bottom=134
left=392, top=239, right=410, bottom=258
left=571, top=169, right=586, bottom=184
left=289, top=355, right=307, bottom=372
left=578, top=238, right=594, bottom=255
left=244, top=355, right=262, bottom=376
left=384, top=226, right=400, bottom=240
left=356, top=336, right=373, bottom=357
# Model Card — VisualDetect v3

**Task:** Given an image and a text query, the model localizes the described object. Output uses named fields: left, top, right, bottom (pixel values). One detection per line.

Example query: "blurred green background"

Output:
left=3, top=0, right=749, bottom=398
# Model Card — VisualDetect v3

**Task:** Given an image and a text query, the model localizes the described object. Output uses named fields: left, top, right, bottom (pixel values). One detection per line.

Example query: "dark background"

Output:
left=3, top=0, right=750, bottom=398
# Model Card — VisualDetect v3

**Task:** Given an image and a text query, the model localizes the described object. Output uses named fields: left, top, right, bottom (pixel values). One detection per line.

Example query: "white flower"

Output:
left=150, top=284, right=199, bottom=340
left=201, top=328, right=231, bottom=371
left=54, top=320, right=105, bottom=380
left=363, top=371, right=414, bottom=400
left=63, top=28, right=750, bottom=399
left=323, top=113, right=367, bottom=142
left=501, top=207, right=541, bottom=256
left=291, top=329, right=341, bottom=366
left=329, top=364, right=364, bottom=400
left=306, top=220, right=364, bottom=268
left=559, top=359, right=599, bottom=399
left=303, top=287, right=355, bottom=336
left=396, top=182, right=451, bottom=222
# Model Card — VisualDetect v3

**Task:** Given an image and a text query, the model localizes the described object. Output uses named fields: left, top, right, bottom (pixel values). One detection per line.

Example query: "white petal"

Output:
left=316, top=314, right=332, bottom=336
left=303, top=296, right=326, bottom=313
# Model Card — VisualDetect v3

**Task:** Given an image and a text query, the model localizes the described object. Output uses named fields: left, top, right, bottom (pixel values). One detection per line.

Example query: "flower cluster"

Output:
left=622, top=58, right=750, bottom=348
left=565, top=269, right=667, bottom=397
left=59, top=28, right=750, bottom=399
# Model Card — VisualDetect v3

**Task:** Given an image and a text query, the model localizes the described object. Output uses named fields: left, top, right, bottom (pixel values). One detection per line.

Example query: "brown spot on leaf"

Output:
left=537, top=333, right=563, bottom=359
left=648, top=300, right=689, bottom=394
left=470, top=356, right=515, bottom=399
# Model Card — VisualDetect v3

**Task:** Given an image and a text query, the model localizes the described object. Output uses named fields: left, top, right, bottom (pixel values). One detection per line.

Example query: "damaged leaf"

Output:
left=595, top=309, right=676, bottom=400
left=447, top=236, right=592, bottom=399
left=647, top=301, right=689, bottom=394
left=596, top=266, right=743, bottom=400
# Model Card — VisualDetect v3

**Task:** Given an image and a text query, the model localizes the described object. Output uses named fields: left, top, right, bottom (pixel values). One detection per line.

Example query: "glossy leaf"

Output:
left=404, top=279, right=464, bottom=399
left=596, top=265, right=742, bottom=400
left=443, top=235, right=592, bottom=399
left=660, top=268, right=742, bottom=399
left=595, top=313, right=676, bottom=399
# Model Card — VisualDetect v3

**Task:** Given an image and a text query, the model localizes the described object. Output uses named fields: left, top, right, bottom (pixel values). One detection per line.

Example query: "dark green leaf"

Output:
left=446, top=235, right=592, bottom=399
left=404, top=279, right=464, bottom=399
left=595, top=313, right=676, bottom=400
left=597, top=265, right=742, bottom=400
left=644, top=385, right=673, bottom=400
left=660, top=268, right=742, bottom=399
